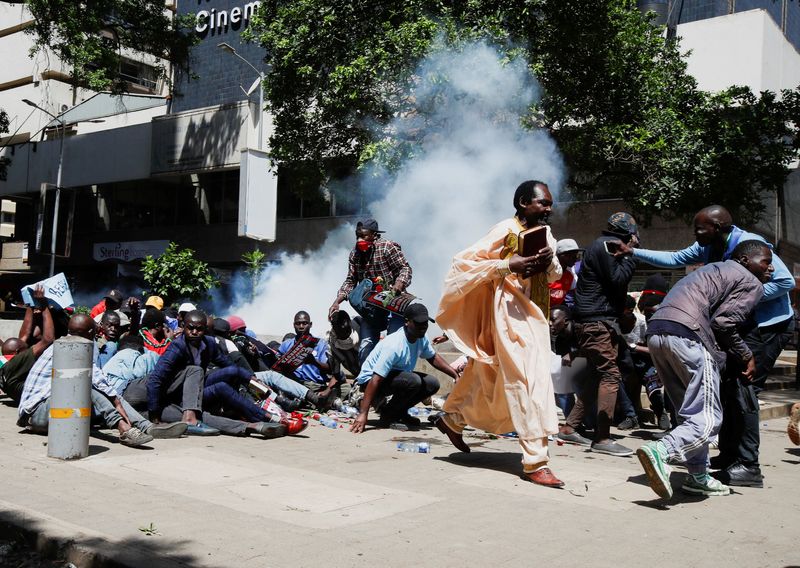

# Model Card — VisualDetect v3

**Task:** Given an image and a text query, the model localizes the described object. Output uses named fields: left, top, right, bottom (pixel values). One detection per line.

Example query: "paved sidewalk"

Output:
left=0, top=400, right=798, bottom=568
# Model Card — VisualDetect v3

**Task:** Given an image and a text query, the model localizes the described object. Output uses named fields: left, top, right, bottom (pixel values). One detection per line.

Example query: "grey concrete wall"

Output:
left=0, top=123, right=153, bottom=196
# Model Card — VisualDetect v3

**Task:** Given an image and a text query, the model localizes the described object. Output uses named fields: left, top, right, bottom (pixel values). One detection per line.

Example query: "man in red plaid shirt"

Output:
left=329, top=219, right=413, bottom=363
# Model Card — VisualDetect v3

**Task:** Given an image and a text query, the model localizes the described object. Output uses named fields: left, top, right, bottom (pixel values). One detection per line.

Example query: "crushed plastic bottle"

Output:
left=340, top=405, right=359, bottom=418
left=396, top=442, right=430, bottom=453
left=319, top=416, right=338, bottom=429
left=408, top=407, right=430, bottom=419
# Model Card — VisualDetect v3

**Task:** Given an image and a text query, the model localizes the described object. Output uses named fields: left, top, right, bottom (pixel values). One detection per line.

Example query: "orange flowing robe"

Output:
left=437, top=218, right=561, bottom=440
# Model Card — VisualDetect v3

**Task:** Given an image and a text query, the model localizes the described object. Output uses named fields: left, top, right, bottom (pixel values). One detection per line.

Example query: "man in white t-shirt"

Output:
left=350, top=303, right=458, bottom=432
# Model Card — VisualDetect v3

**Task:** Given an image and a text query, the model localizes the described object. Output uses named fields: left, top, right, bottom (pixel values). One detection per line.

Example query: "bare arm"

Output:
left=350, top=374, right=383, bottom=433
left=427, top=354, right=459, bottom=381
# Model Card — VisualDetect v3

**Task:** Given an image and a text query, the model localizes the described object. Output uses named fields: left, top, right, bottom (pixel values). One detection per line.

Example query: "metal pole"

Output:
left=258, top=71, right=264, bottom=150
left=48, top=336, right=93, bottom=460
left=49, top=120, right=65, bottom=277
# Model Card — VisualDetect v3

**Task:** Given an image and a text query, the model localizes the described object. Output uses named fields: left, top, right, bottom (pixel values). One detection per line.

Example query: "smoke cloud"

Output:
left=229, top=41, right=564, bottom=334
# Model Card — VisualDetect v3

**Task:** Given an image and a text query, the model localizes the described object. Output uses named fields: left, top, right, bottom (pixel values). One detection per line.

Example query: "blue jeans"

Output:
left=254, top=369, right=309, bottom=400
left=555, top=393, right=575, bottom=418
left=358, top=312, right=404, bottom=364
left=204, top=366, right=268, bottom=424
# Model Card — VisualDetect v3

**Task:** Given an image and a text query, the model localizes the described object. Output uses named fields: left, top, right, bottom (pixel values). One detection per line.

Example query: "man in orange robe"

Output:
left=435, top=180, right=565, bottom=488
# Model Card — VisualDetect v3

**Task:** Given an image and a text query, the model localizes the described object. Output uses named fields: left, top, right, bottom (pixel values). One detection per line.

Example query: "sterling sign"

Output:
left=92, top=240, right=169, bottom=263
left=195, top=1, right=261, bottom=34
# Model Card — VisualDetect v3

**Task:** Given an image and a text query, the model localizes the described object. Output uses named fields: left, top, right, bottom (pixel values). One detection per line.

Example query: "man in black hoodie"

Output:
left=557, top=212, right=638, bottom=456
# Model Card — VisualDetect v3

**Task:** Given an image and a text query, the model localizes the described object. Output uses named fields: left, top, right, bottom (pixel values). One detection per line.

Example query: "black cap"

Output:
left=356, top=218, right=385, bottom=233
left=405, top=303, right=433, bottom=324
left=104, top=290, right=123, bottom=303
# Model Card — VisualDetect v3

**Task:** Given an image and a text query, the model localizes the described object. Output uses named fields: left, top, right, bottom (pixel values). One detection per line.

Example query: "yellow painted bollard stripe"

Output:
left=50, top=407, right=91, bottom=419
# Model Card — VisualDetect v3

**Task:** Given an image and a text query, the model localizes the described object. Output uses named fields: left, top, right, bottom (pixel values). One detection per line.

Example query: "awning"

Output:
left=47, top=92, right=167, bottom=128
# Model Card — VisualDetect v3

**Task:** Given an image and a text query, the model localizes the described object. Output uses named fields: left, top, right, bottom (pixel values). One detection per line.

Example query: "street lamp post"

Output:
left=217, top=42, right=265, bottom=150
left=22, top=99, right=65, bottom=277
left=21, top=99, right=103, bottom=276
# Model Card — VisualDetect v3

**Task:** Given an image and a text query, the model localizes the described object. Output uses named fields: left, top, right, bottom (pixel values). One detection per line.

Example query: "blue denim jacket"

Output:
left=633, top=226, right=794, bottom=328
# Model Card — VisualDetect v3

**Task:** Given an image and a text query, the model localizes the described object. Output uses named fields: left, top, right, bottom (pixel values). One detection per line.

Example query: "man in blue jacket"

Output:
left=616, top=205, right=795, bottom=487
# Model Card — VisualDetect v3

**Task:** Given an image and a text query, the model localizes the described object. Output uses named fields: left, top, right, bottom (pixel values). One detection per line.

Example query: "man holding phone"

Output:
left=557, top=212, right=638, bottom=456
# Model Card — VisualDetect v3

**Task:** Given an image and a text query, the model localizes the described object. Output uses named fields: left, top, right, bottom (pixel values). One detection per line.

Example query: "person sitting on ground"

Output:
left=636, top=240, right=770, bottom=499
left=275, top=311, right=337, bottom=402
left=89, top=289, right=123, bottom=319
left=147, top=310, right=299, bottom=437
left=139, top=307, right=173, bottom=355
left=96, top=311, right=122, bottom=368
left=0, top=285, right=54, bottom=405
left=350, top=303, right=456, bottom=433
left=104, top=335, right=160, bottom=410
left=17, top=314, right=186, bottom=446
left=549, top=239, right=583, bottom=307
left=210, top=317, right=316, bottom=412
left=327, top=310, right=361, bottom=379
left=226, top=315, right=278, bottom=371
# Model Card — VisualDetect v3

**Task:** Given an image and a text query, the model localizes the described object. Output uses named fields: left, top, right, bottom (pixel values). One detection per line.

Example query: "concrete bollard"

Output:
left=48, top=336, right=93, bottom=460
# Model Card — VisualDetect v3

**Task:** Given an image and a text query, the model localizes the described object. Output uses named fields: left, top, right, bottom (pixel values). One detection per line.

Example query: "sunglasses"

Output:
left=185, top=324, right=205, bottom=331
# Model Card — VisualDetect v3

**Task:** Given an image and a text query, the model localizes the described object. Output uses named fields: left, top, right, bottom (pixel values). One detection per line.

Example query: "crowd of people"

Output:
left=1, top=180, right=799, bottom=501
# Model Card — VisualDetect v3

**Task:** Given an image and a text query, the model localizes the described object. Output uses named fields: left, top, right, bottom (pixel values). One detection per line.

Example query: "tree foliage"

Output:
left=141, top=242, right=220, bottom=303
left=246, top=0, right=800, bottom=225
left=24, top=0, right=197, bottom=92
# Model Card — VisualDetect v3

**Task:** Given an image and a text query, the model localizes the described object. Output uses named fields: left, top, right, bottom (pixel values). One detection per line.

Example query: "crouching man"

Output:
left=350, top=304, right=457, bottom=433
left=636, top=240, right=771, bottom=499
left=17, top=314, right=186, bottom=447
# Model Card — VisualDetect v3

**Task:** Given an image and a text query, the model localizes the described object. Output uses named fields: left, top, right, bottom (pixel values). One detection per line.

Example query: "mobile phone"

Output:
left=604, top=241, right=621, bottom=255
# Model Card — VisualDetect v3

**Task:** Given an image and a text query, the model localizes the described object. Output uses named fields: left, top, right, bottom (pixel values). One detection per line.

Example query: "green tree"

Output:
left=23, top=0, right=197, bottom=92
left=241, top=249, right=267, bottom=301
left=246, top=0, right=800, bottom=225
left=141, top=242, right=220, bottom=303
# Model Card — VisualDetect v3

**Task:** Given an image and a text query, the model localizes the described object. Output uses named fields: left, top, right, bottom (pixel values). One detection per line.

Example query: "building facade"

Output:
left=0, top=1, right=798, bottom=300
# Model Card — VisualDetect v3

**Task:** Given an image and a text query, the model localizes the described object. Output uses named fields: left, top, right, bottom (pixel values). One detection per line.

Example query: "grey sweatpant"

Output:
left=648, top=334, right=722, bottom=474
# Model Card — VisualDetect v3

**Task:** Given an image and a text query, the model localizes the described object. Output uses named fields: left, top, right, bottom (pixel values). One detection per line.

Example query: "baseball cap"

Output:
left=104, top=290, right=124, bottom=304
left=145, top=296, right=164, bottom=310
left=606, top=212, right=638, bottom=236
left=404, top=303, right=433, bottom=324
left=356, top=218, right=385, bottom=233
left=556, top=239, right=583, bottom=255
left=226, top=315, right=247, bottom=332
left=178, top=302, right=197, bottom=314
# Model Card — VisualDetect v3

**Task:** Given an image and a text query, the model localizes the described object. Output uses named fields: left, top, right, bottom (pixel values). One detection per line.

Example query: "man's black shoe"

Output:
left=275, top=395, right=301, bottom=412
left=709, top=454, right=735, bottom=471
left=711, top=463, right=764, bottom=488
left=398, top=414, right=421, bottom=429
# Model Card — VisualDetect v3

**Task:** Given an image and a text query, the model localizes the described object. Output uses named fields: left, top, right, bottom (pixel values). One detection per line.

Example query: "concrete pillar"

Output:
left=48, top=336, right=93, bottom=460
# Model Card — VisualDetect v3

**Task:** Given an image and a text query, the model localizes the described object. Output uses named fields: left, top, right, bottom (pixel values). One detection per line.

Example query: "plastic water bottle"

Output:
left=341, top=405, right=359, bottom=418
left=319, top=416, right=338, bottom=429
left=396, top=442, right=430, bottom=453
left=408, top=407, right=430, bottom=419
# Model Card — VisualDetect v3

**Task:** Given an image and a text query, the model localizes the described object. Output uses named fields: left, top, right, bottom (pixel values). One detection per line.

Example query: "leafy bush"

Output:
left=141, top=242, right=220, bottom=303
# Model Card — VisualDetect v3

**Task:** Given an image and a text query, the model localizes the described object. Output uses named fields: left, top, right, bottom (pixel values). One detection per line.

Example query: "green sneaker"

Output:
left=636, top=441, right=673, bottom=499
left=681, top=474, right=730, bottom=496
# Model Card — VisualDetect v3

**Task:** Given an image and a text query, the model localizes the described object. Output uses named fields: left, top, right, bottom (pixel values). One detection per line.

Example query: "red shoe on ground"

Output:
left=523, top=468, right=565, bottom=489
left=282, top=415, right=309, bottom=435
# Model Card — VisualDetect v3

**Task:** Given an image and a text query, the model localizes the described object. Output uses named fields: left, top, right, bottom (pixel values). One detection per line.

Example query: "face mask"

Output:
left=356, top=240, right=372, bottom=252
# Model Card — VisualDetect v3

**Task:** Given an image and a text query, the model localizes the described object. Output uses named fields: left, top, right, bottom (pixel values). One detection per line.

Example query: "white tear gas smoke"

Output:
left=230, top=42, right=564, bottom=334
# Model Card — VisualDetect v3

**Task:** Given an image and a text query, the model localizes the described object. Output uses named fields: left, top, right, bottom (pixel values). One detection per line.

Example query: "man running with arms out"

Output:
left=616, top=205, right=794, bottom=487
left=435, top=180, right=565, bottom=488
left=636, top=240, right=771, bottom=499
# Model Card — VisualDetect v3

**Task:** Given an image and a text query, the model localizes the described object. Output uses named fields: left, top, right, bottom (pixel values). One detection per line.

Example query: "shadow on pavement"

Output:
left=433, top=450, right=520, bottom=477
left=0, top=509, right=216, bottom=568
